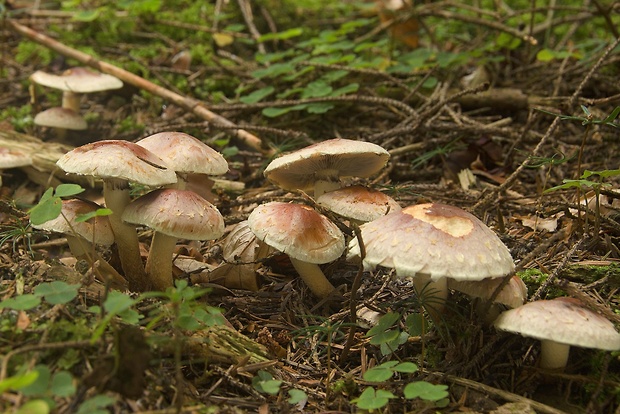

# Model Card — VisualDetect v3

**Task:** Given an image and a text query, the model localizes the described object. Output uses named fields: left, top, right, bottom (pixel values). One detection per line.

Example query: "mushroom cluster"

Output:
left=40, top=133, right=227, bottom=292
left=31, top=67, right=123, bottom=138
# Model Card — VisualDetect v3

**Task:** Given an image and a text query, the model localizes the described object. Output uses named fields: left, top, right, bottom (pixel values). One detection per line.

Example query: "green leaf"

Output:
left=0, top=294, right=41, bottom=310
left=405, top=313, right=426, bottom=336
left=582, top=169, right=620, bottom=179
left=367, top=312, right=400, bottom=336
left=103, top=291, right=136, bottom=314
left=363, top=361, right=400, bottom=382
left=76, top=395, right=116, bottom=414
left=0, top=371, right=39, bottom=393
left=15, top=399, right=50, bottom=414
left=240, top=86, right=275, bottom=104
left=258, top=28, right=303, bottom=42
left=287, top=389, right=308, bottom=405
left=252, top=63, right=295, bottom=79
left=20, top=365, right=51, bottom=396
left=29, top=196, right=62, bottom=226
left=369, top=328, right=400, bottom=345
left=54, top=184, right=85, bottom=198
left=72, top=9, right=100, bottom=22
left=330, top=83, right=359, bottom=96
left=50, top=371, right=75, bottom=397
left=352, top=387, right=396, bottom=410
left=394, top=361, right=419, bottom=373
left=305, top=103, right=334, bottom=114
left=301, top=80, right=332, bottom=99
left=262, top=104, right=307, bottom=118
left=404, top=381, right=449, bottom=401
left=536, top=49, right=556, bottom=62
left=252, top=370, right=282, bottom=395
left=380, top=331, right=409, bottom=355
left=34, top=282, right=80, bottom=305
left=75, top=208, right=112, bottom=223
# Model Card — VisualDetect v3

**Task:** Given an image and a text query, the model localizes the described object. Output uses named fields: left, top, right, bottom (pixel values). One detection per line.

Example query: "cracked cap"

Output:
left=347, top=203, right=514, bottom=281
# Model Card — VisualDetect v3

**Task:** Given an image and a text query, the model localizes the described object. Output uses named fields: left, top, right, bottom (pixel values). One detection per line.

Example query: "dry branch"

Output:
left=7, top=19, right=274, bottom=155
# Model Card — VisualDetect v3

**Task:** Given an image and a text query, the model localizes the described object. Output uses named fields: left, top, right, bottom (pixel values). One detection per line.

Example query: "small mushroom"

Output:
left=247, top=202, right=345, bottom=299
left=122, top=188, right=224, bottom=291
left=136, top=131, right=228, bottom=202
left=56, top=140, right=177, bottom=290
left=0, top=147, right=32, bottom=187
left=33, top=107, right=87, bottom=140
left=317, top=185, right=401, bottom=224
left=494, top=297, right=620, bottom=370
left=31, top=198, right=127, bottom=289
left=347, top=203, right=514, bottom=319
left=31, top=67, right=123, bottom=113
left=264, top=138, right=390, bottom=197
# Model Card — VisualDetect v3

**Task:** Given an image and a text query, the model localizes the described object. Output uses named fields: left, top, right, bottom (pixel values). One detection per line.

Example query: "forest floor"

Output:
left=0, top=1, right=619, bottom=413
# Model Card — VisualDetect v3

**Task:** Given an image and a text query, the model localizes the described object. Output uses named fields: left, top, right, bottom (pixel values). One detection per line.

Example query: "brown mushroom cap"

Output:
left=317, top=185, right=401, bottom=223
left=31, top=199, right=115, bottom=246
left=248, top=202, right=344, bottom=264
left=136, top=132, right=228, bottom=176
left=30, top=67, right=123, bottom=93
left=347, top=203, right=514, bottom=281
left=56, top=140, right=177, bottom=187
left=122, top=188, right=224, bottom=240
left=263, top=138, right=390, bottom=192
left=34, top=107, right=87, bottom=130
left=494, top=297, right=620, bottom=351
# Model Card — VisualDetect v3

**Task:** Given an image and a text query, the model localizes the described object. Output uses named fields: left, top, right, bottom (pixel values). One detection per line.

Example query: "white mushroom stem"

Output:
left=314, top=169, right=342, bottom=197
left=145, top=231, right=176, bottom=291
left=289, top=257, right=336, bottom=299
left=103, top=179, right=148, bottom=290
left=540, top=340, right=570, bottom=370
left=65, top=235, right=128, bottom=289
left=62, top=91, right=81, bottom=113
left=412, top=275, right=448, bottom=321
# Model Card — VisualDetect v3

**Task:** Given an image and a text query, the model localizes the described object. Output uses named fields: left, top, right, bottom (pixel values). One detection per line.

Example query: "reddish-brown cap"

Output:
left=263, top=138, right=390, bottom=192
left=30, top=67, right=123, bottom=93
left=122, top=188, right=224, bottom=240
left=494, top=297, right=620, bottom=350
left=136, top=132, right=228, bottom=176
left=317, top=185, right=401, bottom=222
left=347, top=203, right=514, bottom=281
left=57, top=140, right=177, bottom=187
left=31, top=199, right=115, bottom=246
left=247, top=202, right=345, bottom=264
left=34, top=107, right=87, bottom=130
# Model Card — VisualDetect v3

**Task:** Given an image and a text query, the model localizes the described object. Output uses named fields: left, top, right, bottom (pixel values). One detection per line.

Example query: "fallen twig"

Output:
left=7, top=19, right=273, bottom=155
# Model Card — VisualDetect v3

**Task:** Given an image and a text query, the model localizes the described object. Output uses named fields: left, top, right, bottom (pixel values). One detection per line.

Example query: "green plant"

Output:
left=352, top=360, right=449, bottom=411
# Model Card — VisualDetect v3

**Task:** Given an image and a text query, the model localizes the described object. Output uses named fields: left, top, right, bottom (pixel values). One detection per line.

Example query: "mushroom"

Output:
left=0, top=147, right=32, bottom=187
left=33, top=107, right=87, bottom=140
left=317, top=185, right=401, bottom=224
left=31, top=198, right=127, bottom=289
left=264, top=138, right=390, bottom=197
left=30, top=67, right=123, bottom=113
left=448, top=275, right=527, bottom=323
left=347, top=203, right=514, bottom=319
left=136, top=131, right=228, bottom=202
left=208, top=220, right=275, bottom=290
left=247, top=202, right=345, bottom=299
left=122, top=188, right=225, bottom=290
left=56, top=140, right=177, bottom=291
left=494, top=297, right=620, bottom=370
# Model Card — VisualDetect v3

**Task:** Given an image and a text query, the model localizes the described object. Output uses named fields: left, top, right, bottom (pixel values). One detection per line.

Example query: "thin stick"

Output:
left=7, top=19, right=272, bottom=155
